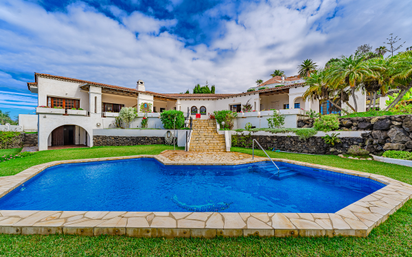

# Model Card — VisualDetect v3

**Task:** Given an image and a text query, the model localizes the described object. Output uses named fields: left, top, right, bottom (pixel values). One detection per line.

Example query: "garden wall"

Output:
left=93, top=136, right=165, bottom=147
left=23, top=134, right=38, bottom=147
left=0, top=132, right=24, bottom=149
left=296, top=115, right=412, bottom=153
left=231, top=133, right=367, bottom=155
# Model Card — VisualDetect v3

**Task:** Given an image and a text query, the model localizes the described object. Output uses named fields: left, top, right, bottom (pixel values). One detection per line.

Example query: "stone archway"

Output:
left=47, top=124, right=91, bottom=149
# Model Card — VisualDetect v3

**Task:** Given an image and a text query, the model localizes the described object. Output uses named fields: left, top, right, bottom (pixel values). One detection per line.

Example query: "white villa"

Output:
left=20, top=73, right=388, bottom=151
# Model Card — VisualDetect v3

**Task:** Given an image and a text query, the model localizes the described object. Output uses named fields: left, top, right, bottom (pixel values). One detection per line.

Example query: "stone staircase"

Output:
left=189, top=119, right=226, bottom=152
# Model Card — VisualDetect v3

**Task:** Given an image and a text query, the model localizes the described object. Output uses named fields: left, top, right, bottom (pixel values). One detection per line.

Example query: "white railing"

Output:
left=0, top=123, right=23, bottom=132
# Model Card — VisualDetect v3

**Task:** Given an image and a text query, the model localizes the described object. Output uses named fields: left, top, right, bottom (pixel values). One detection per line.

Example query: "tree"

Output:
left=185, top=90, right=190, bottom=94
left=211, top=85, right=215, bottom=94
left=119, top=107, right=137, bottom=128
left=256, top=79, right=263, bottom=85
left=385, top=33, right=406, bottom=57
left=0, top=110, right=17, bottom=125
left=298, top=59, right=317, bottom=78
left=303, top=70, right=349, bottom=114
left=375, top=46, right=388, bottom=57
left=270, top=70, right=285, bottom=77
left=325, top=58, right=340, bottom=68
left=384, top=51, right=412, bottom=110
left=363, top=56, right=391, bottom=110
left=327, top=55, right=376, bottom=112
left=192, top=84, right=214, bottom=94
left=355, top=44, right=373, bottom=56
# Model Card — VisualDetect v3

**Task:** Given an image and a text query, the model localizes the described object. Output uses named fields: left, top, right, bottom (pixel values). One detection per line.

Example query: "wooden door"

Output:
left=52, top=126, right=64, bottom=146
left=64, top=125, right=74, bottom=145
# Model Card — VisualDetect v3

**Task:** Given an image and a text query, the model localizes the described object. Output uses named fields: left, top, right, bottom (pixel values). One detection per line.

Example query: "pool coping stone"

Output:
left=0, top=152, right=411, bottom=238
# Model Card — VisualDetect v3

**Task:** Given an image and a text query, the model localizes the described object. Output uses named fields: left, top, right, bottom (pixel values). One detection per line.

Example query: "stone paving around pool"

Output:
left=0, top=150, right=411, bottom=238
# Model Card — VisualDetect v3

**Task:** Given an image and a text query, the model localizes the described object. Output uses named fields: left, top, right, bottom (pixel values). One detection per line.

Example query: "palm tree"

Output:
left=375, top=46, right=388, bottom=57
left=363, top=56, right=390, bottom=110
left=0, top=110, right=13, bottom=125
left=327, top=55, right=375, bottom=112
left=298, top=59, right=317, bottom=78
left=256, top=79, right=263, bottom=85
left=385, top=51, right=412, bottom=110
left=270, top=70, right=285, bottom=77
left=303, top=70, right=349, bottom=114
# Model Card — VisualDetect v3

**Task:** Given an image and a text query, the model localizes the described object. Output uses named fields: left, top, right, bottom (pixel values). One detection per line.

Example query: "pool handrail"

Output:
left=252, top=139, right=280, bottom=176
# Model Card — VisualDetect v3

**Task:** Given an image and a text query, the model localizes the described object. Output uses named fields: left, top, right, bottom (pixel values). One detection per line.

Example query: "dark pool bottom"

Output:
left=0, top=158, right=385, bottom=213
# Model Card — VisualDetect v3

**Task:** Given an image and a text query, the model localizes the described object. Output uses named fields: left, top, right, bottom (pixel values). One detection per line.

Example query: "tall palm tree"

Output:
left=363, top=56, right=390, bottom=110
left=327, top=55, right=375, bottom=112
left=298, top=59, right=317, bottom=78
left=270, top=70, right=285, bottom=77
left=385, top=51, right=412, bottom=110
left=303, top=70, right=349, bottom=114
left=0, top=110, right=13, bottom=125
left=375, top=46, right=388, bottom=57
left=256, top=79, right=263, bottom=85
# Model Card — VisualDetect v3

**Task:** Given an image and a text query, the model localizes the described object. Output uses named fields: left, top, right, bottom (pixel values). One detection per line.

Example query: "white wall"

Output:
left=137, top=93, right=154, bottom=112
left=37, top=76, right=89, bottom=111
left=179, top=99, right=215, bottom=118
left=260, top=94, right=289, bottom=110
left=343, top=90, right=367, bottom=113
left=19, top=114, right=38, bottom=132
left=38, top=115, right=100, bottom=151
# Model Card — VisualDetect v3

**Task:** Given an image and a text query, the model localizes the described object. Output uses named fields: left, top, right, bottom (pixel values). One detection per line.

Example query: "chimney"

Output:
left=136, top=80, right=145, bottom=91
left=281, top=76, right=285, bottom=82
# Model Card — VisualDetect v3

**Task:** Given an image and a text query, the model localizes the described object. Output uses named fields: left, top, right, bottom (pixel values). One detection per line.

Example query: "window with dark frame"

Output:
left=200, top=106, right=207, bottom=115
left=191, top=106, right=198, bottom=115
left=47, top=97, right=79, bottom=109
left=102, top=103, right=124, bottom=112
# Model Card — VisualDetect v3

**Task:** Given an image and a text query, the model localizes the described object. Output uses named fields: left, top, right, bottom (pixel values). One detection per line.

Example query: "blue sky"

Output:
left=1, top=0, right=412, bottom=119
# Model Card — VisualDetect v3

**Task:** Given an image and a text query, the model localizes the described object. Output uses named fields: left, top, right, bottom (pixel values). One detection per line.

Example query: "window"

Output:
left=102, top=103, right=124, bottom=112
left=160, top=108, right=165, bottom=112
left=191, top=106, right=198, bottom=115
left=200, top=106, right=207, bottom=115
left=230, top=104, right=241, bottom=112
left=283, top=104, right=289, bottom=109
left=47, top=97, right=80, bottom=109
left=294, top=103, right=300, bottom=109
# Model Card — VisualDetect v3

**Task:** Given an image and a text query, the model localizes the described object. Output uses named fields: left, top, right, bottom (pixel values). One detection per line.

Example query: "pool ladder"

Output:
left=252, top=139, right=280, bottom=176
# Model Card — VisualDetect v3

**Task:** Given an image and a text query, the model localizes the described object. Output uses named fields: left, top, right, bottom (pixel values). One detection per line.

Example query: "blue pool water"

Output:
left=0, top=158, right=385, bottom=213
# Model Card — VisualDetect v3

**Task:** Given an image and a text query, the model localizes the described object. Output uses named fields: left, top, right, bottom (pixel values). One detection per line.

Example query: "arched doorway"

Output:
left=49, top=125, right=89, bottom=148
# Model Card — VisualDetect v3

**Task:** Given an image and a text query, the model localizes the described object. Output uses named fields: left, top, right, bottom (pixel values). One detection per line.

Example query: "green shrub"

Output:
left=214, top=110, right=237, bottom=129
left=314, top=114, right=340, bottom=132
left=119, top=107, right=137, bottom=128
left=258, top=86, right=268, bottom=90
left=0, top=151, right=32, bottom=163
left=305, top=109, right=320, bottom=119
left=245, top=122, right=252, bottom=131
left=160, top=110, right=185, bottom=129
left=247, top=88, right=255, bottom=92
left=322, top=133, right=341, bottom=146
left=347, top=145, right=370, bottom=156
left=267, top=111, right=285, bottom=129
left=382, top=150, right=412, bottom=160
left=0, top=131, right=21, bottom=148
left=294, top=128, right=318, bottom=140
left=233, top=128, right=317, bottom=140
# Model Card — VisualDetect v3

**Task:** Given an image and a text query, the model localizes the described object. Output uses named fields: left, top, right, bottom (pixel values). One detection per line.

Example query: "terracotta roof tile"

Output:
left=29, top=73, right=305, bottom=100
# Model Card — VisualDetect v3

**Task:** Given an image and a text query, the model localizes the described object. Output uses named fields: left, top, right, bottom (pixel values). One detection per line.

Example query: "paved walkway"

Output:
left=159, top=150, right=266, bottom=164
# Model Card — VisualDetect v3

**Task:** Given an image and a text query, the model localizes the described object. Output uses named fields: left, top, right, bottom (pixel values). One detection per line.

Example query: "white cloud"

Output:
left=123, top=11, right=177, bottom=34
left=0, top=0, right=411, bottom=99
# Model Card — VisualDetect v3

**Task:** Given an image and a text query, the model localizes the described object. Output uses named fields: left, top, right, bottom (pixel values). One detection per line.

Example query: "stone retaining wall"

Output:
left=93, top=136, right=165, bottom=147
left=23, top=134, right=38, bottom=147
left=296, top=115, right=412, bottom=153
left=0, top=132, right=24, bottom=149
left=232, top=134, right=367, bottom=155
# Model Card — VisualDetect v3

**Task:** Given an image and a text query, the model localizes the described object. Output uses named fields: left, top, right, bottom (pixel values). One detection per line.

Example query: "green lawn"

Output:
left=0, top=146, right=410, bottom=256
left=0, top=148, right=22, bottom=157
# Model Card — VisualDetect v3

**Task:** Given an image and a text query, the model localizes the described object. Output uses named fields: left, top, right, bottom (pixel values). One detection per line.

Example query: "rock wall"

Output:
left=297, top=115, right=412, bottom=153
left=232, top=134, right=366, bottom=155
left=93, top=136, right=165, bottom=147
left=0, top=132, right=24, bottom=149
left=23, top=134, right=38, bottom=147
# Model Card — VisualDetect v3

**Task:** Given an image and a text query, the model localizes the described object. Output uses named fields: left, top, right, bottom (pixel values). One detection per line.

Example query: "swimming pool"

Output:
left=0, top=158, right=385, bottom=213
